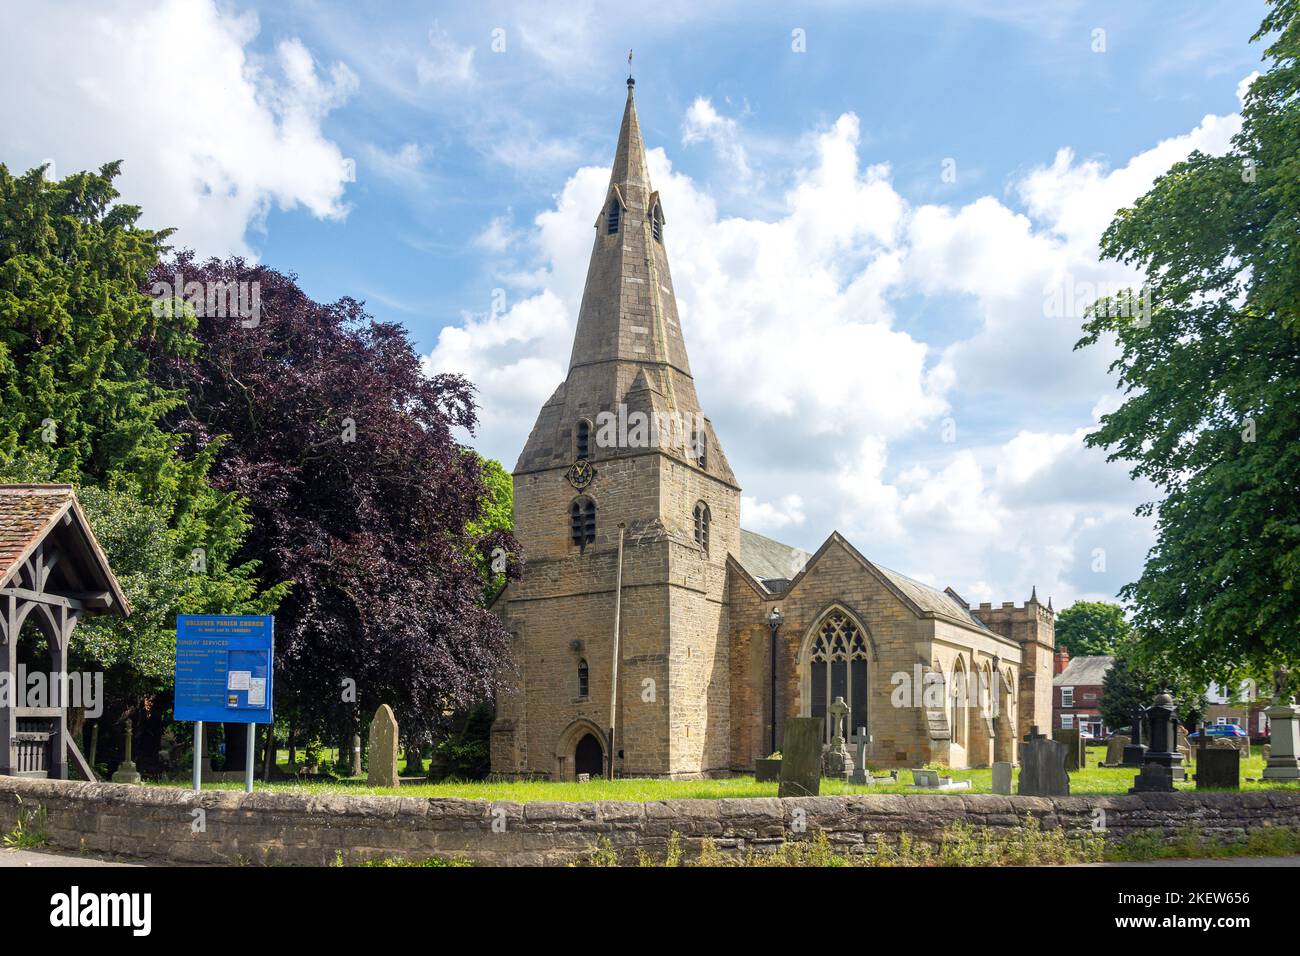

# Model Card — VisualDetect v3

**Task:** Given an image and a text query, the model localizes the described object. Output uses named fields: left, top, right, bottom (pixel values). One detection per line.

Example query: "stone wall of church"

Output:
left=495, top=449, right=741, bottom=779
left=660, top=455, right=739, bottom=777
left=976, top=601, right=1056, bottom=741
left=754, top=540, right=937, bottom=770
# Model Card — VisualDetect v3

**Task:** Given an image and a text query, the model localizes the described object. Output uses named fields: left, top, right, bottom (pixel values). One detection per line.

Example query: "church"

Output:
left=489, top=76, right=1056, bottom=780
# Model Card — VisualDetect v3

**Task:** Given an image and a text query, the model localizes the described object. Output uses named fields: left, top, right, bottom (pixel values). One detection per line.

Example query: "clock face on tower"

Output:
left=565, top=458, right=595, bottom=491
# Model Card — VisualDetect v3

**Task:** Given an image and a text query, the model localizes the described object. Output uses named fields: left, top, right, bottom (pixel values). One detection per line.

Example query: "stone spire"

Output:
left=516, top=76, right=733, bottom=487
left=564, top=78, right=691, bottom=377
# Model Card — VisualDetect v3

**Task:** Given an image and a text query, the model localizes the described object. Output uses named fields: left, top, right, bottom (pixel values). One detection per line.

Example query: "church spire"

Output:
left=516, top=72, right=734, bottom=488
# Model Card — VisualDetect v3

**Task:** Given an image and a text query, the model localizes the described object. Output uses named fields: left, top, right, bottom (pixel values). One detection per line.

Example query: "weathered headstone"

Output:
left=1054, top=727, right=1083, bottom=771
left=1104, top=734, right=1130, bottom=767
left=577, top=772, right=591, bottom=783
left=1195, top=744, right=1240, bottom=790
left=777, top=717, right=823, bottom=798
left=911, top=768, right=940, bottom=788
left=991, top=761, right=1013, bottom=795
left=850, top=727, right=872, bottom=785
left=1017, top=727, right=1070, bottom=796
left=1176, top=724, right=1192, bottom=767
left=366, top=704, right=400, bottom=788
left=1263, top=698, right=1300, bottom=782
left=821, top=696, right=854, bottom=780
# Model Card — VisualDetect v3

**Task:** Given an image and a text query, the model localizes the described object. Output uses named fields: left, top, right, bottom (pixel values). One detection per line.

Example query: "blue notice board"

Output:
left=174, top=615, right=274, bottom=724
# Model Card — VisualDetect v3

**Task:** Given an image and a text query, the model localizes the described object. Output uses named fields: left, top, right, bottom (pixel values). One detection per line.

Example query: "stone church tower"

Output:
left=490, top=75, right=741, bottom=779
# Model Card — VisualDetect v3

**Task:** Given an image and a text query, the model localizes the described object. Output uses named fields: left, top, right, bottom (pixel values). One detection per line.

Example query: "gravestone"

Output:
left=1262, top=743, right=1272, bottom=762
left=1129, top=762, right=1175, bottom=793
left=1122, top=708, right=1149, bottom=768
left=1263, top=698, right=1300, bottom=782
left=1017, top=727, right=1070, bottom=797
left=778, top=717, right=823, bottom=798
left=1195, top=745, right=1240, bottom=790
left=1176, top=724, right=1192, bottom=767
left=850, top=727, right=872, bottom=786
left=911, top=768, right=940, bottom=788
left=1104, top=735, right=1130, bottom=767
left=1128, top=692, right=1183, bottom=791
left=991, top=761, right=1013, bottom=795
left=821, top=696, right=854, bottom=780
left=366, top=704, right=400, bottom=788
left=577, top=773, right=591, bottom=783
left=1054, top=727, right=1083, bottom=771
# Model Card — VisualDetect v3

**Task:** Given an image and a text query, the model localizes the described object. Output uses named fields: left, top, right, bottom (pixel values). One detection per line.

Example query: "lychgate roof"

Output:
left=0, top=484, right=130, bottom=613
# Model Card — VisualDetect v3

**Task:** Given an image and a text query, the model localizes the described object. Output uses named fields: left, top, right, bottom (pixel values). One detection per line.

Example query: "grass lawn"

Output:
left=157, top=743, right=1291, bottom=802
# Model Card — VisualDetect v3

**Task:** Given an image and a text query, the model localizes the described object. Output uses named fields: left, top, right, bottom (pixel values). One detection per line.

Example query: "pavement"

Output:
left=0, top=847, right=143, bottom=867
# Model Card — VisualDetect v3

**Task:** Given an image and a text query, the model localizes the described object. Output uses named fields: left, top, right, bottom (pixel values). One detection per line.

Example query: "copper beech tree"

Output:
left=146, top=252, right=519, bottom=759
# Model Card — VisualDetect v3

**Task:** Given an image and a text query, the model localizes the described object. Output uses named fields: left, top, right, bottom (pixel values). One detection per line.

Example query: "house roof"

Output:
left=0, top=484, right=130, bottom=614
left=736, top=528, right=991, bottom=634
left=1054, top=655, right=1115, bottom=686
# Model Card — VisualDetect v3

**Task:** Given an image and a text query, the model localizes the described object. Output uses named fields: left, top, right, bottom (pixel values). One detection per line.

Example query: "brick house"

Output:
left=1206, top=680, right=1270, bottom=741
left=1052, top=647, right=1114, bottom=737
left=489, top=76, right=1057, bottom=779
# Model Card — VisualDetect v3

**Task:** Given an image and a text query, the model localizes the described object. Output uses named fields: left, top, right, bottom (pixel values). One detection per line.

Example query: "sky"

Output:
left=0, top=0, right=1273, bottom=611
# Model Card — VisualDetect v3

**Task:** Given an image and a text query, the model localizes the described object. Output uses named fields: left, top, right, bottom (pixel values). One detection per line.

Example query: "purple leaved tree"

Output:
left=146, top=252, right=519, bottom=764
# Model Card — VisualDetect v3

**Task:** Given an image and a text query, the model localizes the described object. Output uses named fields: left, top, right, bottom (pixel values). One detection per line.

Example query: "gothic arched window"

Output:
left=805, top=611, right=869, bottom=744
left=570, top=497, right=596, bottom=548
left=577, top=659, right=589, bottom=698
left=693, top=501, right=710, bottom=552
left=576, top=420, right=591, bottom=459
left=950, top=659, right=968, bottom=748
left=607, top=200, right=620, bottom=235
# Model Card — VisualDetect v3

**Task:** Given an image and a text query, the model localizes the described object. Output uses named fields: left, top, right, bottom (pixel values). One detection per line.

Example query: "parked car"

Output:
left=1188, top=724, right=1248, bottom=739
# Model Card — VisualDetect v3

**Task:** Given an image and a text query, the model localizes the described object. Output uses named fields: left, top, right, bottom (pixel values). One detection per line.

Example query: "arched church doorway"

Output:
left=574, top=733, right=604, bottom=777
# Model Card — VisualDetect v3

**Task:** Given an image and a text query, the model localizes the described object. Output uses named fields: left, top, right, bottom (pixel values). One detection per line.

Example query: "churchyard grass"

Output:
left=157, top=744, right=1277, bottom=800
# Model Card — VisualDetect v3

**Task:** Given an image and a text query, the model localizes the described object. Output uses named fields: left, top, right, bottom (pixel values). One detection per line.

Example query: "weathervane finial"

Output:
left=627, top=49, right=634, bottom=88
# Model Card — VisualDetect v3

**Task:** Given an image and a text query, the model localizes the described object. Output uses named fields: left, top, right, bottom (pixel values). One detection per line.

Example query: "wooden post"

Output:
left=608, top=523, right=625, bottom=780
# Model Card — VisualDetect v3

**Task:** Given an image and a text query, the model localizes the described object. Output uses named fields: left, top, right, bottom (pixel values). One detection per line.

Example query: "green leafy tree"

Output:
left=1075, top=1, right=1300, bottom=684
left=0, top=163, right=281, bottom=717
left=465, top=452, right=514, bottom=602
left=1101, top=648, right=1209, bottom=732
left=1055, top=601, right=1132, bottom=657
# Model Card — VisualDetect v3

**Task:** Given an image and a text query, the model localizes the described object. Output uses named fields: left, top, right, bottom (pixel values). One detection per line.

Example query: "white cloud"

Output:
left=741, top=495, right=806, bottom=533
left=0, top=0, right=357, bottom=258
left=682, top=97, right=751, bottom=180
left=364, top=142, right=432, bottom=187
left=474, top=211, right=523, bottom=253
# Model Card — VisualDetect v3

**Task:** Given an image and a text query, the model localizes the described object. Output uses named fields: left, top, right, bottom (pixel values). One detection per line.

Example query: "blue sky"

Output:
left=0, top=0, right=1272, bottom=609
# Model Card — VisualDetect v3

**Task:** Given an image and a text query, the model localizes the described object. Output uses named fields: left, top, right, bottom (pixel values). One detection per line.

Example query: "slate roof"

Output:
left=737, top=529, right=811, bottom=590
left=736, top=528, right=990, bottom=632
left=1054, top=655, right=1115, bottom=687
left=0, top=484, right=76, bottom=584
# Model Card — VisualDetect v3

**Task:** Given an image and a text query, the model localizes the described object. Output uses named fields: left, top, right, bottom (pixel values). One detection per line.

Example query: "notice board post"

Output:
left=174, top=615, right=274, bottom=794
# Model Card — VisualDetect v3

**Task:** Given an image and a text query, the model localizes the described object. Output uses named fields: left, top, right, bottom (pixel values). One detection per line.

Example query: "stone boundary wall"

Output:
left=1, top=777, right=1298, bottom=866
